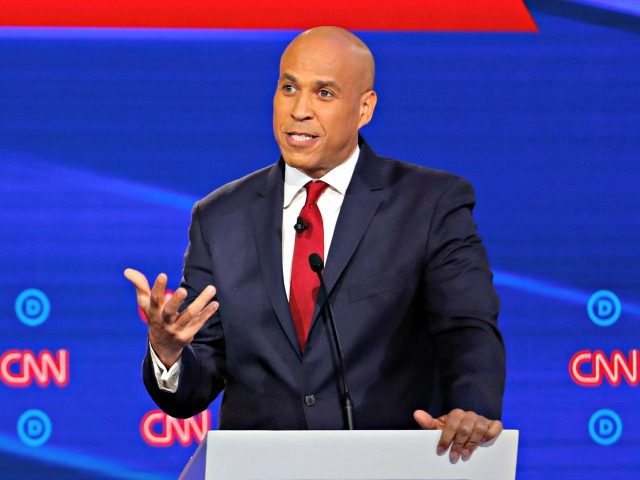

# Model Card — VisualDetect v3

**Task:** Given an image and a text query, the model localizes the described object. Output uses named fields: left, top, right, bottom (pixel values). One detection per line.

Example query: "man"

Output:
left=125, top=26, right=505, bottom=464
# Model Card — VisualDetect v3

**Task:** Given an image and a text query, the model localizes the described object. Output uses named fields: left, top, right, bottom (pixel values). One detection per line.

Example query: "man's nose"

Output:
left=290, top=92, right=313, bottom=121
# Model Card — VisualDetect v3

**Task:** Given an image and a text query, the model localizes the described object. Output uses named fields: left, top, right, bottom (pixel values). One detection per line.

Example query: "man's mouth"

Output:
left=284, top=131, right=319, bottom=148
left=286, top=132, right=318, bottom=141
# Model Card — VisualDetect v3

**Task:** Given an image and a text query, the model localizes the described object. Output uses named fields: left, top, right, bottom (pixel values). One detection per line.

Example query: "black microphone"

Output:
left=294, top=216, right=309, bottom=232
left=309, top=253, right=355, bottom=430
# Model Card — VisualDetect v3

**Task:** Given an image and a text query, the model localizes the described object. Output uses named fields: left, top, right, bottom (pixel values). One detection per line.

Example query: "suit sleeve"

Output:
left=142, top=201, right=227, bottom=419
left=423, top=177, right=506, bottom=420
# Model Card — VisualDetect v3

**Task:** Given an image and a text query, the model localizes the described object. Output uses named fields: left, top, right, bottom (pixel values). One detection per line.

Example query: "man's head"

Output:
left=273, top=26, right=377, bottom=178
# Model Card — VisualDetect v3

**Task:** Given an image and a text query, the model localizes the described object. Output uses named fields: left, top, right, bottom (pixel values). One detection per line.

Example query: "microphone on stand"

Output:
left=308, top=253, right=355, bottom=430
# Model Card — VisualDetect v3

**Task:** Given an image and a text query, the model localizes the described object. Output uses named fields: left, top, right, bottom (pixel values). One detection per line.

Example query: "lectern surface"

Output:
left=180, top=430, right=519, bottom=480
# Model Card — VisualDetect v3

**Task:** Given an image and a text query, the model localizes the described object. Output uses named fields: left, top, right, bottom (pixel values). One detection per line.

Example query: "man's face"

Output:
left=273, top=36, right=376, bottom=178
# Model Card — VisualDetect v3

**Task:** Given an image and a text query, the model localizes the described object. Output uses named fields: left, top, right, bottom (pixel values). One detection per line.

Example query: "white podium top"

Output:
left=180, top=430, right=519, bottom=480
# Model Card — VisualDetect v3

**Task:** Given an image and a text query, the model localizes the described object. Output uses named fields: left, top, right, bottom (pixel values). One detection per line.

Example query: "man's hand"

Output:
left=413, top=409, right=502, bottom=463
left=124, top=268, right=219, bottom=368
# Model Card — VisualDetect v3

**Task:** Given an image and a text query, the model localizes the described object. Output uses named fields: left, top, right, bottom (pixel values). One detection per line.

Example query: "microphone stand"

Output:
left=309, top=253, right=355, bottom=430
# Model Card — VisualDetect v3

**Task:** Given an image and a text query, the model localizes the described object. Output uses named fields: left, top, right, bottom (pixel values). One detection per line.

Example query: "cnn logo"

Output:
left=569, top=349, right=639, bottom=387
left=140, top=410, right=210, bottom=447
left=0, top=349, right=69, bottom=387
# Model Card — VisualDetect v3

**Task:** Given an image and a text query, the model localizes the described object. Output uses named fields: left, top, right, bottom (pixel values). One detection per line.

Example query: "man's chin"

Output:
left=281, top=155, right=325, bottom=178
left=281, top=151, right=313, bottom=168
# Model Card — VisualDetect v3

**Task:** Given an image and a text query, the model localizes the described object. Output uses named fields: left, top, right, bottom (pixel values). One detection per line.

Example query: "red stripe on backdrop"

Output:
left=0, top=0, right=537, bottom=31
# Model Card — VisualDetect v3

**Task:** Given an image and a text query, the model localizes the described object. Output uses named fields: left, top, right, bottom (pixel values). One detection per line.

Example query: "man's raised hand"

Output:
left=123, top=268, right=219, bottom=368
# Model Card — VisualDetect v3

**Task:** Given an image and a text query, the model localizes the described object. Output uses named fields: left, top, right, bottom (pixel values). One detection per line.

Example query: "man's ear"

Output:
left=357, top=90, right=378, bottom=128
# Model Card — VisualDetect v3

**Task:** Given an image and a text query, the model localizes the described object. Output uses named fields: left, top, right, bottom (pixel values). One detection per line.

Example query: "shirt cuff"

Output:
left=149, top=342, right=181, bottom=393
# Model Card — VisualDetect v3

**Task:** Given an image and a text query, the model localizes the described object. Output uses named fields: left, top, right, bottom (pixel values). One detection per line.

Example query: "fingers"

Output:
left=184, top=285, right=217, bottom=318
left=173, top=286, right=218, bottom=334
left=124, top=268, right=151, bottom=311
left=434, top=409, right=502, bottom=463
left=125, top=268, right=219, bottom=366
left=123, top=268, right=151, bottom=292
left=169, top=284, right=217, bottom=327
left=180, top=299, right=219, bottom=338
left=162, top=287, right=188, bottom=319
left=437, top=409, right=463, bottom=458
left=483, top=419, right=503, bottom=444
left=124, top=269, right=197, bottom=324
left=125, top=267, right=218, bottom=330
left=150, top=273, right=168, bottom=311
left=413, top=410, right=445, bottom=430
left=459, top=416, right=488, bottom=461
left=154, top=298, right=219, bottom=361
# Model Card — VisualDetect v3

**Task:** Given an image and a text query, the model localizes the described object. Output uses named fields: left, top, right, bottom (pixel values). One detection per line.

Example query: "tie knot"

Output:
left=304, top=181, right=328, bottom=207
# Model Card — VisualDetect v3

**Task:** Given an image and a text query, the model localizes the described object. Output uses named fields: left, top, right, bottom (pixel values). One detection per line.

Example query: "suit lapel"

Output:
left=251, top=140, right=388, bottom=355
left=250, top=161, right=303, bottom=358
left=315, top=140, right=386, bottom=315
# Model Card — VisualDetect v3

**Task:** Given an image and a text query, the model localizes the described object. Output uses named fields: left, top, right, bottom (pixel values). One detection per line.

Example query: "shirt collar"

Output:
left=283, top=145, right=360, bottom=209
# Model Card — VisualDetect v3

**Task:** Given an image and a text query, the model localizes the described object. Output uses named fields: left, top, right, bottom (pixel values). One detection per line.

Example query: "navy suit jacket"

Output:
left=143, top=138, right=505, bottom=429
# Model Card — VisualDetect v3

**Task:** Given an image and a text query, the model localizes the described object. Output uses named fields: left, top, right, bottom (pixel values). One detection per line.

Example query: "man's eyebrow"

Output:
left=314, top=80, right=342, bottom=93
left=278, top=73, right=342, bottom=93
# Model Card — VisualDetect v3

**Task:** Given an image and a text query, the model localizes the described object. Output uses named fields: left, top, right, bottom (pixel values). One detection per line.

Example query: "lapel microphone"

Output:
left=294, top=216, right=309, bottom=232
left=309, top=253, right=355, bottom=430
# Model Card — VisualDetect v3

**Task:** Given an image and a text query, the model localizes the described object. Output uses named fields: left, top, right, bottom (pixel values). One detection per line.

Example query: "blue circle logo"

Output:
left=17, top=409, right=52, bottom=447
left=588, top=409, right=622, bottom=446
left=587, top=290, right=621, bottom=327
left=15, top=289, right=50, bottom=327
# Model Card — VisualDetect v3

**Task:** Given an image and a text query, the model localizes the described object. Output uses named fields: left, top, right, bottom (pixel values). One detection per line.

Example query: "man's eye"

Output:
left=319, top=89, right=333, bottom=98
left=282, top=84, right=296, bottom=94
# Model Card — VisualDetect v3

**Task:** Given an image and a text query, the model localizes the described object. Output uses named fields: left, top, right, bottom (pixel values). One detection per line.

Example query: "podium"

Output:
left=179, top=430, right=519, bottom=480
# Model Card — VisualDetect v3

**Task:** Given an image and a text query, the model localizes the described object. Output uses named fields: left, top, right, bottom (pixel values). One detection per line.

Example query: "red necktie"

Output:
left=290, top=181, right=329, bottom=350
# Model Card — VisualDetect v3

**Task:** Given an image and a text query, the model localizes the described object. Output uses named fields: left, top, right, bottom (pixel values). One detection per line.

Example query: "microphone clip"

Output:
left=294, top=216, right=309, bottom=232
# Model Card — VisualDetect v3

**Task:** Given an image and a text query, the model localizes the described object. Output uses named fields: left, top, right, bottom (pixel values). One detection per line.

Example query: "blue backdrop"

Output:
left=1, top=3, right=639, bottom=479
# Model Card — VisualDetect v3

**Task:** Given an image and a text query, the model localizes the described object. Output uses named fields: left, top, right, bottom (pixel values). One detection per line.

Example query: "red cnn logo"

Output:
left=140, top=409, right=210, bottom=447
left=569, top=349, right=639, bottom=387
left=0, top=349, right=70, bottom=387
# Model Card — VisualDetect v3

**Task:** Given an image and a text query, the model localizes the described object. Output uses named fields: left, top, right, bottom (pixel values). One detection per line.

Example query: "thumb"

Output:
left=413, top=409, right=444, bottom=430
left=124, top=268, right=151, bottom=293
left=123, top=268, right=151, bottom=311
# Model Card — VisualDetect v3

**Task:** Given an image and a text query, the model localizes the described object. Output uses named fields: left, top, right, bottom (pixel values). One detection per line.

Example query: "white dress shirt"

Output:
left=150, top=146, right=360, bottom=393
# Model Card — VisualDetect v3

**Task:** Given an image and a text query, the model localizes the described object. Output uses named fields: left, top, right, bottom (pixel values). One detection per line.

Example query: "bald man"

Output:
left=126, top=26, right=505, bottom=463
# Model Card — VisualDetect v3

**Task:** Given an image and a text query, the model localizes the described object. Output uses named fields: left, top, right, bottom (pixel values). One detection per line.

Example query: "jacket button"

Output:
left=304, top=395, right=316, bottom=407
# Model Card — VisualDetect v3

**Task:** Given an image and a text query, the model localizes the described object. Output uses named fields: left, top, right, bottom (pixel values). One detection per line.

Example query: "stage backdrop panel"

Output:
left=1, top=5, right=639, bottom=479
